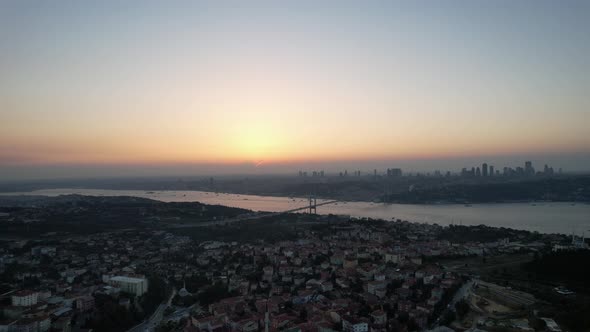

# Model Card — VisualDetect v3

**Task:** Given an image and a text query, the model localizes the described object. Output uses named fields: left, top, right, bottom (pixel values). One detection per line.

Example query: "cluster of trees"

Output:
left=85, top=294, right=142, bottom=332
left=173, top=219, right=298, bottom=244
left=197, top=282, right=239, bottom=306
left=454, top=299, right=470, bottom=318
left=1, top=195, right=252, bottom=236
left=140, top=277, right=169, bottom=314
left=85, top=276, right=170, bottom=332
left=522, top=250, right=590, bottom=332
left=524, top=250, right=590, bottom=284
left=437, top=224, right=532, bottom=243
left=534, top=296, right=590, bottom=332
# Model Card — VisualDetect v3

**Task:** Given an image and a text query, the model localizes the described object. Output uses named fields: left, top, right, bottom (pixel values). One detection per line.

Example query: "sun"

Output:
left=228, top=122, right=286, bottom=161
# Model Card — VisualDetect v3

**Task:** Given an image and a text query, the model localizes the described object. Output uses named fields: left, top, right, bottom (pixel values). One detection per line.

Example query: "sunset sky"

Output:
left=1, top=1, right=589, bottom=178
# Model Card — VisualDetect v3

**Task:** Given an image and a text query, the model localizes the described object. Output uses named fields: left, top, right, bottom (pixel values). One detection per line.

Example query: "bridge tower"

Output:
left=308, top=195, right=317, bottom=214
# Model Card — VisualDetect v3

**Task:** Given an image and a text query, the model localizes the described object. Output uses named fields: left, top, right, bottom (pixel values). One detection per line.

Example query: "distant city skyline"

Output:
left=1, top=1, right=590, bottom=180
left=0, top=153, right=588, bottom=181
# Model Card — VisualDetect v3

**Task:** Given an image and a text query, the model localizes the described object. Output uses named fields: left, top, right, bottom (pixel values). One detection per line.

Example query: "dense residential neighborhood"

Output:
left=0, top=197, right=586, bottom=332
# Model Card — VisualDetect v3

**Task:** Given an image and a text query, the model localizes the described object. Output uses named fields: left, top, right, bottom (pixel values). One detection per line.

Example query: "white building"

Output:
left=541, top=318, right=562, bottom=332
left=108, top=276, right=148, bottom=296
left=342, top=316, right=368, bottom=332
left=11, top=290, right=39, bottom=307
left=367, top=281, right=387, bottom=295
left=384, top=253, right=402, bottom=264
left=0, top=316, right=51, bottom=332
left=371, top=310, right=387, bottom=326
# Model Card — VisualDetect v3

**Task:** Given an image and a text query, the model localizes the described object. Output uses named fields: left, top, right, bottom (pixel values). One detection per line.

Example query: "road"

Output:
left=449, top=280, right=475, bottom=308
left=441, top=254, right=533, bottom=276
left=162, top=303, right=202, bottom=323
left=128, top=288, right=176, bottom=332
left=431, top=279, right=474, bottom=328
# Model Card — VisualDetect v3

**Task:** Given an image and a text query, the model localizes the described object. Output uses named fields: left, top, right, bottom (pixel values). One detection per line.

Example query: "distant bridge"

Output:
left=282, top=198, right=339, bottom=214
left=231, top=197, right=340, bottom=221
left=169, top=196, right=339, bottom=228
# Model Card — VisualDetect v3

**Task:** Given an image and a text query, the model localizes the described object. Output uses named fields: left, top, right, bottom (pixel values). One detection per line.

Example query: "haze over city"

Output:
left=1, top=1, right=590, bottom=180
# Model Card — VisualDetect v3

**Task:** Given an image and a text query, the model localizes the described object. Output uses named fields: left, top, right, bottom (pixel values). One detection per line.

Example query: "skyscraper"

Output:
left=525, top=161, right=534, bottom=176
left=482, top=163, right=488, bottom=177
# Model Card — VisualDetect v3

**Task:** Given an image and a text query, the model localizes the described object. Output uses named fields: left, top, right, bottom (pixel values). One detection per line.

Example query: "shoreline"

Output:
left=1, top=188, right=590, bottom=236
left=0, top=187, right=588, bottom=206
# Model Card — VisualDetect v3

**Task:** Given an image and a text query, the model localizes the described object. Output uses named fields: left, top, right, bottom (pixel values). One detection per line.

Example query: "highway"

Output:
left=449, top=280, right=475, bottom=308
left=127, top=288, right=176, bottom=332
left=431, top=280, right=474, bottom=328
left=161, top=303, right=202, bottom=324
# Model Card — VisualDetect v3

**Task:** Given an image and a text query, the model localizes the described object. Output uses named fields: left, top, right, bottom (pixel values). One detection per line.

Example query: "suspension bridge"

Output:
left=170, top=195, right=338, bottom=228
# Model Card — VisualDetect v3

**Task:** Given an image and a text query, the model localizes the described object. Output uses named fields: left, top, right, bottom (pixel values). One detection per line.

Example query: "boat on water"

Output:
left=464, top=204, right=472, bottom=207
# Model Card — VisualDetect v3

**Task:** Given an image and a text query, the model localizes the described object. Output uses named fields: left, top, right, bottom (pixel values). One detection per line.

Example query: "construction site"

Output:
left=448, top=279, right=555, bottom=332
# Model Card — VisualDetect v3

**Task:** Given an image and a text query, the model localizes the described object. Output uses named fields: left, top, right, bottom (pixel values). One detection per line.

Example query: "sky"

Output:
left=1, top=1, right=590, bottom=179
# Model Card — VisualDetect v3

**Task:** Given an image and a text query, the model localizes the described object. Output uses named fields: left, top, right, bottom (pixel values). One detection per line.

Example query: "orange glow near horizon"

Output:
left=1, top=128, right=588, bottom=167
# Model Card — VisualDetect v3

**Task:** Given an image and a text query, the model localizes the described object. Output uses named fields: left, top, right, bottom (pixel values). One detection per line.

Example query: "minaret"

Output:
left=264, top=289, right=271, bottom=332
left=264, top=302, right=269, bottom=332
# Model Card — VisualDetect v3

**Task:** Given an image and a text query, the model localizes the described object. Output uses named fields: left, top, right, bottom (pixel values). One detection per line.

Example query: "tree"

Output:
left=440, top=311, right=456, bottom=326
left=197, top=282, right=237, bottom=306
left=299, top=308, right=308, bottom=320
left=407, top=318, right=419, bottom=331
left=358, top=304, right=371, bottom=317
left=455, top=299, right=469, bottom=319
left=87, top=294, right=139, bottom=332
left=398, top=312, right=409, bottom=324
left=530, top=318, right=546, bottom=331
left=140, top=277, right=169, bottom=316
